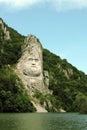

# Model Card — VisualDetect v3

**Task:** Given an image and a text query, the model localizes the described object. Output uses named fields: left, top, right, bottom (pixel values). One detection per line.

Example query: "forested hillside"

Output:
left=43, top=49, right=87, bottom=113
left=0, top=18, right=25, bottom=66
left=0, top=18, right=36, bottom=112
left=0, top=18, right=87, bottom=113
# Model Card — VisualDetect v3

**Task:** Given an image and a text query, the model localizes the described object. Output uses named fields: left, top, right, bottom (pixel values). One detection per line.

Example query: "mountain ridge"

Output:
left=0, top=18, right=87, bottom=113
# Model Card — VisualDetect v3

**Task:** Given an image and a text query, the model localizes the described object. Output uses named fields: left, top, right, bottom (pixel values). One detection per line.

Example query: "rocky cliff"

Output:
left=1, top=19, right=87, bottom=113
left=16, top=35, right=52, bottom=112
left=16, top=35, right=51, bottom=95
left=0, top=18, right=10, bottom=40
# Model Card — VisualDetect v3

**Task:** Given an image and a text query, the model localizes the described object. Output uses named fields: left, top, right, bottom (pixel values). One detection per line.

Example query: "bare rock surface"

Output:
left=0, top=19, right=10, bottom=40
left=16, top=35, right=51, bottom=96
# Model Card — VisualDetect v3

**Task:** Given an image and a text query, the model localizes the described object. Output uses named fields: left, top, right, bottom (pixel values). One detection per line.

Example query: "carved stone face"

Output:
left=22, top=43, right=42, bottom=77
left=22, top=53, right=42, bottom=77
left=16, top=35, right=51, bottom=95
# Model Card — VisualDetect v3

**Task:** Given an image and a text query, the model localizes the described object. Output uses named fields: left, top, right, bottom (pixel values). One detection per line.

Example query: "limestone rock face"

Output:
left=0, top=19, right=11, bottom=40
left=44, top=70, right=49, bottom=87
left=16, top=35, right=51, bottom=96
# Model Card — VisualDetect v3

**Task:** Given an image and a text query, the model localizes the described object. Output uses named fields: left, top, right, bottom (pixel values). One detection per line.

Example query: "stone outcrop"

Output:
left=16, top=35, right=51, bottom=96
left=0, top=19, right=10, bottom=40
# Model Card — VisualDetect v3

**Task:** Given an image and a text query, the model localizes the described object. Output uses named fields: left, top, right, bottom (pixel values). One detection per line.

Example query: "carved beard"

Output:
left=23, top=67, right=42, bottom=77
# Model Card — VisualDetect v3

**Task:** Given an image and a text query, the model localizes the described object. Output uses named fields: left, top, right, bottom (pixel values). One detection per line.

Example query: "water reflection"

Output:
left=0, top=113, right=87, bottom=130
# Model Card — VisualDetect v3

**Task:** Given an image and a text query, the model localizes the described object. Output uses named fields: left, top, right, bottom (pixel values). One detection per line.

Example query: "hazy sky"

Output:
left=0, top=0, right=87, bottom=74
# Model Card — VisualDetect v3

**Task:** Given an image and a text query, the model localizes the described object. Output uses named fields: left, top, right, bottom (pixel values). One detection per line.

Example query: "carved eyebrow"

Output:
left=28, top=58, right=39, bottom=61
left=28, top=58, right=32, bottom=60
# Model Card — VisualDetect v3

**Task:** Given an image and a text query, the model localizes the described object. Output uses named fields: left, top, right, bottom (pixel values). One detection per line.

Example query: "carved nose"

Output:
left=32, top=60, right=36, bottom=65
left=32, top=63, right=35, bottom=65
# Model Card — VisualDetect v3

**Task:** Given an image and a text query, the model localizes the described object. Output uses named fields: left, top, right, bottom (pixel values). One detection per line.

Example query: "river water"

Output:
left=0, top=113, right=87, bottom=130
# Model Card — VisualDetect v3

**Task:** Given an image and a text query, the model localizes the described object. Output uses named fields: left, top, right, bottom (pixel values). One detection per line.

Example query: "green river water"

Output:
left=0, top=113, right=87, bottom=130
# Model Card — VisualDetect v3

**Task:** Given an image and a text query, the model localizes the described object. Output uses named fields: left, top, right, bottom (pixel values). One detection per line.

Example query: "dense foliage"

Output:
left=0, top=19, right=36, bottom=112
left=0, top=19, right=25, bottom=66
left=43, top=49, right=87, bottom=113
left=0, top=18, right=87, bottom=113
left=0, top=66, right=36, bottom=112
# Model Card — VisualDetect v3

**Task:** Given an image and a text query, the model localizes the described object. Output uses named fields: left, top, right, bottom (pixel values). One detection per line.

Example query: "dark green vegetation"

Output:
left=43, top=49, right=87, bottom=113
left=0, top=18, right=24, bottom=66
left=0, top=66, right=36, bottom=112
left=0, top=18, right=36, bottom=112
left=0, top=18, right=87, bottom=113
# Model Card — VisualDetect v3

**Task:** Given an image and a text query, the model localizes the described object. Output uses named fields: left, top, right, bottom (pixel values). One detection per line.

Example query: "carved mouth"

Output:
left=30, top=66, right=37, bottom=68
left=31, top=65, right=36, bottom=67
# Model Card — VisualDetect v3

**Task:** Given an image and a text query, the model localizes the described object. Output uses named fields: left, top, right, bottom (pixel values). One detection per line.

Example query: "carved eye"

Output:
left=28, top=58, right=33, bottom=61
left=35, top=59, right=38, bottom=62
left=28, top=58, right=39, bottom=62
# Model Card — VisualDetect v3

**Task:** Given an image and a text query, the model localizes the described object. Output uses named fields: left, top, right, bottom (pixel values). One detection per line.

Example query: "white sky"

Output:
left=0, top=0, right=87, bottom=10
